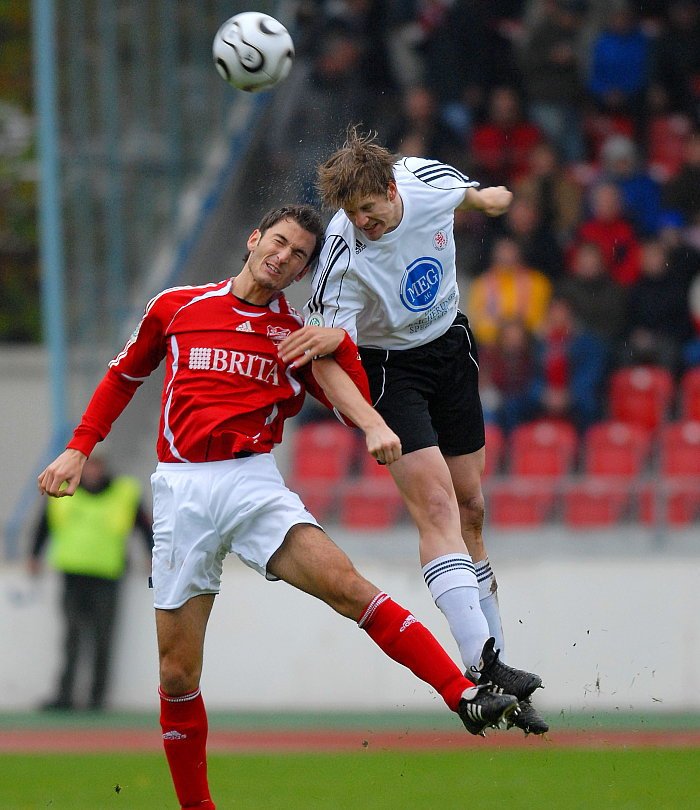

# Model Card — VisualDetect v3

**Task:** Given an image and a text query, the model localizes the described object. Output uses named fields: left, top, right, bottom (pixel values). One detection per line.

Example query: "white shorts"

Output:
left=150, top=454, right=321, bottom=609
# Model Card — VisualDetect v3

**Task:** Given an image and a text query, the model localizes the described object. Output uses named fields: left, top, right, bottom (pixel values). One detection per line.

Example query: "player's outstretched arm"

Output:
left=37, top=448, right=88, bottom=498
left=459, top=186, right=513, bottom=217
left=312, top=357, right=402, bottom=465
left=278, top=326, right=346, bottom=368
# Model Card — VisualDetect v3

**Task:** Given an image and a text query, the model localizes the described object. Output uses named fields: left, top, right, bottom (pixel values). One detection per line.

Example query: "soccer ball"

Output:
left=212, top=12, right=294, bottom=93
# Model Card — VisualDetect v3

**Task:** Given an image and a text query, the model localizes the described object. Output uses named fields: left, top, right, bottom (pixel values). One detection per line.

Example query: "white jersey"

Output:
left=306, top=157, right=479, bottom=350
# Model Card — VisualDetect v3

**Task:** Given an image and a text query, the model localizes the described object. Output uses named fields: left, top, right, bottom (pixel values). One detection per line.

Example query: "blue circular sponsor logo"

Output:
left=400, top=257, right=443, bottom=312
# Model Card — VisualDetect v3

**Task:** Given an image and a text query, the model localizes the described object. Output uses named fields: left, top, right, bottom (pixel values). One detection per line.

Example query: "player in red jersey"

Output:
left=38, top=206, right=519, bottom=809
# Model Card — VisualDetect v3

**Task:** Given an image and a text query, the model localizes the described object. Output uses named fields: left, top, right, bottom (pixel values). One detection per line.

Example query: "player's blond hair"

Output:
left=316, top=126, right=397, bottom=210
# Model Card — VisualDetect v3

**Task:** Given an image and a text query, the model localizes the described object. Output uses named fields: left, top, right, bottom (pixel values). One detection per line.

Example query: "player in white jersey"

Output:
left=279, top=129, right=547, bottom=735
left=37, top=205, right=528, bottom=809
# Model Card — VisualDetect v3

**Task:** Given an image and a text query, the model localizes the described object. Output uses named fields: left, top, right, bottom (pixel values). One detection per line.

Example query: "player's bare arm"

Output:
left=459, top=186, right=513, bottom=217
left=278, top=326, right=346, bottom=368
left=312, top=356, right=402, bottom=464
left=37, top=448, right=88, bottom=498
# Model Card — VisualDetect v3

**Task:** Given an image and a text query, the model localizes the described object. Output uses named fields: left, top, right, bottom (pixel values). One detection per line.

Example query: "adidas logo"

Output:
left=235, top=320, right=254, bottom=333
left=355, top=239, right=366, bottom=254
left=162, top=729, right=187, bottom=741
left=462, top=703, right=484, bottom=721
left=399, top=614, right=417, bottom=633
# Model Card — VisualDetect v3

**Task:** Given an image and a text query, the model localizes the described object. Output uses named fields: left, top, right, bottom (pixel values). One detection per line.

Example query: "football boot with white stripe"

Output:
left=472, top=637, right=543, bottom=701
left=457, top=685, right=519, bottom=736
left=507, top=699, right=549, bottom=735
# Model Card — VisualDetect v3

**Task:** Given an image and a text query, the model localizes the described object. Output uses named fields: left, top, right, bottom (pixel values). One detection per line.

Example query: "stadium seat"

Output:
left=509, top=420, right=579, bottom=477
left=338, top=444, right=404, bottom=528
left=639, top=421, right=700, bottom=526
left=483, top=422, right=505, bottom=478
left=580, top=421, right=652, bottom=477
left=488, top=478, right=560, bottom=527
left=607, top=365, right=674, bottom=433
left=680, top=367, right=700, bottom=422
left=562, top=421, right=652, bottom=527
left=487, top=420, right=578, bottom=526
left=289, top=421, right=359, bottom=520
left=563, top=479, right=632, bottom=527
left=338, top=478, right=405, bottom=529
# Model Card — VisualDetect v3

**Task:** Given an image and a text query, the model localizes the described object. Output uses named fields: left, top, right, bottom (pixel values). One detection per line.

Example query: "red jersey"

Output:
left=68, top=278, right=369, bottom=462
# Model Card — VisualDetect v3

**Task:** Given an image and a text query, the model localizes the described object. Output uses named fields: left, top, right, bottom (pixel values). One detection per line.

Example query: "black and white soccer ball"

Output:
left=212, top=12, right=294, bottom=93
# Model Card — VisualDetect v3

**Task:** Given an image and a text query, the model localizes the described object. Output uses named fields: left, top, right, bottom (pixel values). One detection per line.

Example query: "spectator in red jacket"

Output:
left=469, top=85, right=544, bottom=186
left=570, top=181, right=641, bottom=285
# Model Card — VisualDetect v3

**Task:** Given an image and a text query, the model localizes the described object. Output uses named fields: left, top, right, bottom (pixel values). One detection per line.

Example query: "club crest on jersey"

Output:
left=400, top=257, right=443, bottom=312
left=267, top=325, right=291, bottom=344
left=433, top=230, right=448, bottom=250
left=306, top=314, right=324, bottom=328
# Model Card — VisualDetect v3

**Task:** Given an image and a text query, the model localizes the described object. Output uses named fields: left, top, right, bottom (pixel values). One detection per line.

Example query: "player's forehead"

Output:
left=343, top=191, right=387, bottom=212
left=264, top=218, right=315, bottom=254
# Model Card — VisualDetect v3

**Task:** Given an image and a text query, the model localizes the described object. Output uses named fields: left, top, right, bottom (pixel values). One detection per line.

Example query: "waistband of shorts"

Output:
left=155, top=452, right=260, bottom=471
left=360, top=312, right=470, bottom=359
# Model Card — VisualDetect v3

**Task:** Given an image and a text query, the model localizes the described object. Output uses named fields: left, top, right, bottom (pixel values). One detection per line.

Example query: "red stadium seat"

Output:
left=289, top=421, right=359, bottom=521
left=639, top=421, right=700, bottom=526
left=338, top=443, right=404, bottom=528
left=338, top=479, right=404, bottom=529
left=580, top=421, right=652, bottom=477
left=680, top=367, right=700, bottom=422
left=562, top=421, right=652, bottom=527
left=487, top=420, right=577, bottom=526
left=563, top=479, right=632, bottom=527
left=483, top=422, right=505, bottom=478
left=509, top=420, right=579, bottom=477
left=488, top=478, right=559, bottom=527
left=608, top=366, right=674, bottom=433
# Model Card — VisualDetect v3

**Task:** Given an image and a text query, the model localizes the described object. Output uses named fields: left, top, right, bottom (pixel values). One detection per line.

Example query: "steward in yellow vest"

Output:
left=29, top=455, right=153, bottom=711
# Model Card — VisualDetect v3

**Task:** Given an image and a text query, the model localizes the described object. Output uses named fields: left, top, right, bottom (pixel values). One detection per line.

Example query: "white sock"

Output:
left=475, top=557, right=506, bottom=659
left=422, top=553, right=489, bottom=671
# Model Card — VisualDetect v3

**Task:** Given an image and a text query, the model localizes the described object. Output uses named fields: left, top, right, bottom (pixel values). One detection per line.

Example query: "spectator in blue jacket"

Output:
left=532, top=297, right=610, bottom=431
left=587, top=2, right=651, bottom=137
left=599, top=135, right=663, bottom=236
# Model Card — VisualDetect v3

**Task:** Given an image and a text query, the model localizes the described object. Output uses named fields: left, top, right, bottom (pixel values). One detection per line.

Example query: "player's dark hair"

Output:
left=316, top=125, right=397, bottom=210
left=245, top=204, right=324, bottom=268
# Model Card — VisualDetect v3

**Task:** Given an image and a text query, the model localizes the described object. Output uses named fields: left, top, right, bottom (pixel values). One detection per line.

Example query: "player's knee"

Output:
left=457, top=493, right=485, bottom=531
left=159, top=655, right=201, bottom=696
left=416, top=487, right=457, bottom=529
left=324, top=563, right=374, bottom=620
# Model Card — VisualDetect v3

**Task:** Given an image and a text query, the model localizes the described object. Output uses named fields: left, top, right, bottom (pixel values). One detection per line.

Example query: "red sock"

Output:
left=159, top=687, right=216, bottom=809
left=359, top=593, right=475, bottom=712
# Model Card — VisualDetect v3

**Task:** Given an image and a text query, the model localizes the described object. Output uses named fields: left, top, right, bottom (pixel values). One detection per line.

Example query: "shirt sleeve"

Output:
left=67, top=293, right=172, bottom=456
left=298, top=331, right=371, bottom=427
left=304, top=233, right=365, bottom=343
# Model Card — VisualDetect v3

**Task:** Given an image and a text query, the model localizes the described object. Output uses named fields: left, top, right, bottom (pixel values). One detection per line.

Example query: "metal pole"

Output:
left=32, top=0, right=69, bottom=454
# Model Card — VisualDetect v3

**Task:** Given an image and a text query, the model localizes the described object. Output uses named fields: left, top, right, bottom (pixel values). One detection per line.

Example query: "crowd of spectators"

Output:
left=293, top=0, right=700, bottom=436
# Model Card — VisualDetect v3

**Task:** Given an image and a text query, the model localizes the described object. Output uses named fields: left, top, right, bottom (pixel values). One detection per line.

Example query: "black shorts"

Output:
left=359, top=313, right=485, bottom=457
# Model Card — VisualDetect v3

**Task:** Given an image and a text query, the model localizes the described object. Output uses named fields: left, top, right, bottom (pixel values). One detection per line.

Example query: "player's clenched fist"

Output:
left=38, top=448, right=87, bottom=497
left=364, top=423, right=402, bottom=466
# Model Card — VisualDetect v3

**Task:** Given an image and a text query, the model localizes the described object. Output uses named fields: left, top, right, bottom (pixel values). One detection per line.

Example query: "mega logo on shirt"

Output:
left=400, top=257, right=443, bottom=312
